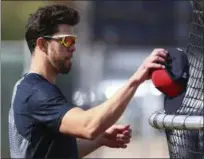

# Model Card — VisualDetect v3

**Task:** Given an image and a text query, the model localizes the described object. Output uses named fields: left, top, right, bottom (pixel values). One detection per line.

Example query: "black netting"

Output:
left=165, top=0, right=204, bottom=158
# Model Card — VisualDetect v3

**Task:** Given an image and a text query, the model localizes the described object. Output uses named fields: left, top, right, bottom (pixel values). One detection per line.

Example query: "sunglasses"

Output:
left=43, top=35, right=76, bottom=48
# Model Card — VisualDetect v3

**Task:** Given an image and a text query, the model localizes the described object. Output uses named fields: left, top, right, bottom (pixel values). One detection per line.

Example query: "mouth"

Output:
left=69, top=56, right=73, bottom=61
left=65, top=55, right=73, bottom=60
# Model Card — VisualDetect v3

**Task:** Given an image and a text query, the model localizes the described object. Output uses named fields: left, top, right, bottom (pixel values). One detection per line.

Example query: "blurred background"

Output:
left=1, top=0, right=192, bottom=158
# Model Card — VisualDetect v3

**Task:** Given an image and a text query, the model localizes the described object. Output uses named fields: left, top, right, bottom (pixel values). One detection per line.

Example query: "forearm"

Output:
left=60, top=48, right=166, bottom=140
left=84, top=76, right=140, bottom=138
left=60, top=75, right=140, bottom=139
left=77, top=137, right=102, bottom=158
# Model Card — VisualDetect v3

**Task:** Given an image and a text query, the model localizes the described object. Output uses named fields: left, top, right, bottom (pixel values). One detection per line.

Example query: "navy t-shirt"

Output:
left=8, top=73, right=78, bottom=158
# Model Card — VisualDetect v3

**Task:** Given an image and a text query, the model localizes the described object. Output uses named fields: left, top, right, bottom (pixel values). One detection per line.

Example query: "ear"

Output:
left=36, top=37, right=48, bottom=53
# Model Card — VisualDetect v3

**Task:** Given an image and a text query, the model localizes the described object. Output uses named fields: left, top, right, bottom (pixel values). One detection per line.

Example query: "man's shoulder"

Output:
left=14, top=73, right=63, bottom=103
left=18, top=73, right=59, bottom=93
left=12, top=73, right=66, bottom=111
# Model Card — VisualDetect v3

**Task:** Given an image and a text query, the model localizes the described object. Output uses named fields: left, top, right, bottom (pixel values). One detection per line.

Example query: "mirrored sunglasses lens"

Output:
left=64, top=37, right=75, bottom=45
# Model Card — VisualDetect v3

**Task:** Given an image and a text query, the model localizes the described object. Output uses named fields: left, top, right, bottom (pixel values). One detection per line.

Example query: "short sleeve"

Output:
left=28, top=83, right=74, bottom=132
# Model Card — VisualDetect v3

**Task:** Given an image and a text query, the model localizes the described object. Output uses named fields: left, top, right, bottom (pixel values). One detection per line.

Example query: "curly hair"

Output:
left=25, top=4, right=80, bottom=54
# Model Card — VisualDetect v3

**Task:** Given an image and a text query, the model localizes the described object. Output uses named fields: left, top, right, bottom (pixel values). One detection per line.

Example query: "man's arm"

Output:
left=77, top=137, right=102, bottom=159
left=60, top=77, right=138, bottom=139
left=59, top=49, right=167, bottom=140
left=77, top=124, right=132, bottom=158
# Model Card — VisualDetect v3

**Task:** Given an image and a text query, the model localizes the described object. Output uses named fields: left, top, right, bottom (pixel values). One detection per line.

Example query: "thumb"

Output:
left=115, top=124, right=130, bottom=131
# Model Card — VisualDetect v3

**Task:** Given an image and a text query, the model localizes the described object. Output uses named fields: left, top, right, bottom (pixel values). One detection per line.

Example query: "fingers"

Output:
left=105, top=124, right=132, bottom=149
left=118, top=144, right=127, bottom=149
left=113, top=143, right=127, bottom=149
left=123, top=128, right=132, bottom=135
left=105, top=124, right=132, bottom=138
left=151, top=55, right=166, bottom=63
left=112, top=124, right=130, bottom=131
left=117, top=136, right=130, bottom=142
left=116, top=129, right=132, bottom=148
left=121, top=144, right=127, bottom=149
left=116, top=130, right=131, bottom=144
left=146, top=62, right=165, bottom=69
left=113, top=125, right=132, bottom=142
left=114, top=142, right=128, bottom=148
left=117, top=139, right=130, bottom=145
left=122, top=129, right=132, bottom=139
left=152, top=48, right=168, bottom=57
left=107, top=140, right=128, bottom=149
left=132, top=48, right=168, bottom=83
left=149, top=49, right=168, bottom=63
left=144, top=48, right=168, bottom=69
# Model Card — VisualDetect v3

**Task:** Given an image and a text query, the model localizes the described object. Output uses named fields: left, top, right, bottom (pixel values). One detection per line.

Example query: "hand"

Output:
left=133, top=48, right=168, bottom=84
left=98, top=124, right=132, bottom=149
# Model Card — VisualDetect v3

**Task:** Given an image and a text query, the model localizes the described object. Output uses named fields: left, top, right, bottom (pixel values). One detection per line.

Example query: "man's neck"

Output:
left=29, top=55, right=57, bottom=84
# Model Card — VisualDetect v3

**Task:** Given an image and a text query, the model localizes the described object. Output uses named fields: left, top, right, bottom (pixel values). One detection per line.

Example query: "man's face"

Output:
left=46, top=24, right=76, bottom=74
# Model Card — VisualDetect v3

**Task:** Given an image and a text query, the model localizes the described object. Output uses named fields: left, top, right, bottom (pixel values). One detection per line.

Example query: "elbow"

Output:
left=81, top=112, right=103, bottom=140
left=83, top=126, right=100, bottom=140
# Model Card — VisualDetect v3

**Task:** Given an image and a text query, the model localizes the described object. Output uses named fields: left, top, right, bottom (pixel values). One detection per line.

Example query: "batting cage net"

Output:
left=149, top=0, right=204, bottom=158
left=166, top=0, right=203, bottom=158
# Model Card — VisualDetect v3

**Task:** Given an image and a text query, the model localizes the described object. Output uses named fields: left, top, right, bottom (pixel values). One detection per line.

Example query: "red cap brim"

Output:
left=151, top=69, right=185, bottom=97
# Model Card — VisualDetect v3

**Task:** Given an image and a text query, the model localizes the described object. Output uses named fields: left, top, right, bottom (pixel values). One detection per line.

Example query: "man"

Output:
left=8, top=4, right=167, bottom=158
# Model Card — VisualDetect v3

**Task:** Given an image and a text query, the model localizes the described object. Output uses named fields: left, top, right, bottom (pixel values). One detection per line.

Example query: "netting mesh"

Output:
left=165, top=0, right=204, bottom=158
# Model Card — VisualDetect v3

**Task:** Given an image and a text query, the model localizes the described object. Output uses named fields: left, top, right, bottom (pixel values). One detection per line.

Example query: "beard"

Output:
left=50, top=58, right=72, bottom=74
left=48, top=47, right=73, bottom=74
left=58, top=59, right=72, bottom=74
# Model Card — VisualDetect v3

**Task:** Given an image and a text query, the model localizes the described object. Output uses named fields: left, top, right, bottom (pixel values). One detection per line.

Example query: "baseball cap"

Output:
left=151, top=48, right=190, bottom=114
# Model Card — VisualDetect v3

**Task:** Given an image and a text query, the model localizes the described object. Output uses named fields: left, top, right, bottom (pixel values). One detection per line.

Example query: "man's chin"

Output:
left=60, top=71, right=69, bottom=74
left=60, top=66, right=71, bottom=74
